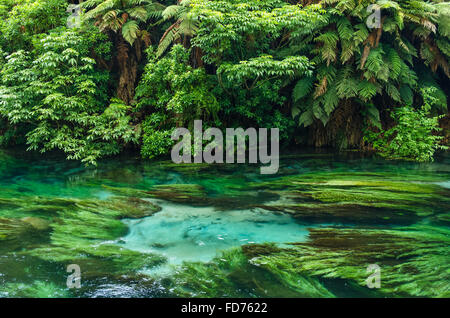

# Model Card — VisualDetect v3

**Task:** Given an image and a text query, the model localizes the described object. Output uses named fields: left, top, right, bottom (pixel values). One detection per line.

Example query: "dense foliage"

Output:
left=365, top=87, right=448, bottom=161
left=136, top=44, right=219, bottom=158
left=0, top=0, right=448, bottom=163
left=0, top=29, right=138, bottom=164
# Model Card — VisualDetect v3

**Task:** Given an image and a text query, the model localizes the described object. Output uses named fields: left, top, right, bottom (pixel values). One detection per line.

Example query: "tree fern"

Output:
left=321, top=85, right=339, bottom=115
left=292, top=76, right=314, bottom=102
left=157, top=0, right=199, bottom=57
left=399, top=85, right=414, bottom=106
left=386, top=46, right=402, bottom=80
left=298, top=107, right=315, bottom=127
left=357, top=80, right=379, bottom=101
left=364, top=103, right=382, bottom=129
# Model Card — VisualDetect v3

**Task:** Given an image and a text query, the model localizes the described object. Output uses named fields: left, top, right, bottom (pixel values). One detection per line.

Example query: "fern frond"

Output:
left=128, top=6, right=148, bottom=22
left=298, top=108, right=315, bottom=127
left=122, top=20, right=139, bottom=45
left=162, top=5, right=182, bottom=20
left=357, top=80, right=378, bottom=101
left=321, top=85, right=339, bottom=115
left=292, top=77, right=314, bottom=102
left=157, top=21, right=180, bottom=57
left=364, top=103, right=381, bottom=129
left=385, top=83, right=401, bottom=102
left=399, top=85, right=414, bottom=106
left=386, top=47, right=402, bottom=80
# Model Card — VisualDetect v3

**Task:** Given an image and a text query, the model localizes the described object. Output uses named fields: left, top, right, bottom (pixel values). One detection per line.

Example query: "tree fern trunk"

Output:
left=439, top=111, right=450, bottom=146
left=307, top=100, right=364, bottom=150
left=116, top=34, right=137, bottom=104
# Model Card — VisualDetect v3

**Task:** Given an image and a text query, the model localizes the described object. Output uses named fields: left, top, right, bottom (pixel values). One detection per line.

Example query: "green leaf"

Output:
left=122, top=20, right=140, bottom=45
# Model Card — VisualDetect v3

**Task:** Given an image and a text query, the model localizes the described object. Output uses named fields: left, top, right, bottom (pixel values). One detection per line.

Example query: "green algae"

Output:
left=114, top=197, right=162, bottom=218
left=0, top=217, right=33, bottom=240
left=0, top=193, right=160, bottom=222
left=245, top=226, right=450, bottom=297
left=98, top=167, right=144, bottom=184
left=156, top=161, right=219, bottom=174
left=0, top=196, right=75, bottom=219
left=433, top=213, right=450, bottom=226
left=102, top=183, right=211, bottom=206
left=71, top=273, right=161, bottom=297
left=251, top=171, right=450, bottom=191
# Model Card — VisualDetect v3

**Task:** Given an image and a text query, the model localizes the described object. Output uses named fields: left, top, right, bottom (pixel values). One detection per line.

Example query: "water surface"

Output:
left=0, top=149, right=448, bottom=297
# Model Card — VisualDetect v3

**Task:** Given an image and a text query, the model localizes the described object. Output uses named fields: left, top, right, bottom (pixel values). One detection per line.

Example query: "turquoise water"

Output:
left=0, top=149, right=449, bottom=297
left=121, top=200, right=310, bottom=274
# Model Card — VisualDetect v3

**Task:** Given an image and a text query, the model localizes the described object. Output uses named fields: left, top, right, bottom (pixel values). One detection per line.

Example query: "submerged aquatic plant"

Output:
left=0, top=150, right=448, bottom=298
left=22, top=197, right=166, bottom=275
left=0, top=281, right=70, bottom=298
left=253, top=171, right=450, bottom=224
left=170, top=248, right=334, bottom=298
left=0, top=193, right=167, bottom=279
left=0, top=217, right=50, bottom=253
left=246, top=226, right=450, bottom=297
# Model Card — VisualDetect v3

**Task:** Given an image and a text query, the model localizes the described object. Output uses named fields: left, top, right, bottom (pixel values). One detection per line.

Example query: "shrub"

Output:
left=365, top=88, right=448, bottom=162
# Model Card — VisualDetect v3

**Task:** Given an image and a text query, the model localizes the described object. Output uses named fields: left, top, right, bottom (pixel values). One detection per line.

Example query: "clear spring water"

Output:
left=120, top=200, right=310, bottom=275
left=0, top=148, right=448, bottom=297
